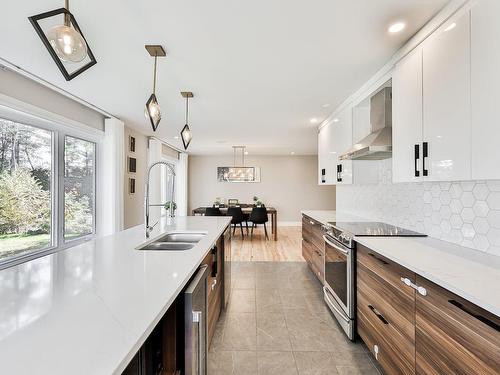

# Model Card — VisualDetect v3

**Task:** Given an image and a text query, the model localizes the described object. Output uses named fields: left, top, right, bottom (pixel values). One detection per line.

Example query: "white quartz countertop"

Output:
left=301, top=210, right=500, bottom=317
left=0, top=216, right=232, bottom=375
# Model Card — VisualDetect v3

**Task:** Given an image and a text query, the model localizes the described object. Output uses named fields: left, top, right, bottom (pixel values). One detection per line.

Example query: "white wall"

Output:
left=337, top=159, right=500, bottom=256
left=188, top=155, right=336, bottom=222
left=123, top=127, right=149, bottom=229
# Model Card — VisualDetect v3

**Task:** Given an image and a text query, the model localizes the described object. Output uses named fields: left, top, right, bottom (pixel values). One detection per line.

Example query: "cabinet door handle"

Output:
left=400, top=277, right=427, bottom=296
left=422, top=142, right=429, bottom=177
left=368, top=253, right=389, bottom=265
left=368, top=305, right=389, bottom=325
left=448, top=300, right=500, bottom=332
left=337, top=164, right=343, bottom=182
left=414, top=144, right=420, bottom=177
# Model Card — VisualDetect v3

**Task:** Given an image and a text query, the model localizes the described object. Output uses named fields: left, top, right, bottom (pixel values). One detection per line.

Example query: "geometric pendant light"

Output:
left=144, top=45, right=166, bottom=132
left=180, top=91, right=193, bottom=150
left=28, top=0, right=97, bottom=81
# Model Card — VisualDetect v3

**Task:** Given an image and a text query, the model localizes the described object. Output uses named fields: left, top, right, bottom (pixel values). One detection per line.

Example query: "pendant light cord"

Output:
left=185, top=96, right=189, bottom=125
left=153, top=55, right=157, bottom=94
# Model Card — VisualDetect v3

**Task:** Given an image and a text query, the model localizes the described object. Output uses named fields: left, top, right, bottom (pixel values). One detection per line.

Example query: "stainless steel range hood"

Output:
left=339, top=87, right=392, bottom=161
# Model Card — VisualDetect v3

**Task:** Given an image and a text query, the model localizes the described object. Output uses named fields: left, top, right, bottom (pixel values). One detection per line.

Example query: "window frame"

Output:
left=0, top=103, right=102, bottom=270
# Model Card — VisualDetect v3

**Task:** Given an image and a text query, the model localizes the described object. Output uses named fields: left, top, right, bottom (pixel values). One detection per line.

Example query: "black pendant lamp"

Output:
left=29, top=0, right=97, bottom=81
left=145, top=45, right=166, bottom=132
left=180, top=91, right=193, bottom=150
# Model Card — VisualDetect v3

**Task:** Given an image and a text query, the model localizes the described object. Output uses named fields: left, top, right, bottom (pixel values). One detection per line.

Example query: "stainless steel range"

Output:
left=322, top=221, right=426, bottom=340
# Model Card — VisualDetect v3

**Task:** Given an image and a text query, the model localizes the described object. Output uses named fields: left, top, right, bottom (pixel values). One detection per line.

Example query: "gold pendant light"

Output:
left=180, top=91, right=193, bottom=150
left=145, top=45, right=166, bottom=132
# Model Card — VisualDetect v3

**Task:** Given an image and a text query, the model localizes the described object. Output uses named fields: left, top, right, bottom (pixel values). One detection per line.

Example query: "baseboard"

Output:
left=277, top=221, right=302, bottom=227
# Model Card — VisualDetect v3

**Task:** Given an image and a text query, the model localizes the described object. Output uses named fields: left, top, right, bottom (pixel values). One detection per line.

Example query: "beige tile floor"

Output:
left=208, top=261, right=382, bottom=375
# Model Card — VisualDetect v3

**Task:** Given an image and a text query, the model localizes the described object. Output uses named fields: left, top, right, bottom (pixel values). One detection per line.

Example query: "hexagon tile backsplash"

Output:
left=336, top=159, right=500, bottom=256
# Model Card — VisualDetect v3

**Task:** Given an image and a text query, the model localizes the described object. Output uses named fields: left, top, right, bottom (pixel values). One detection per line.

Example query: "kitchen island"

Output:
left=0, top=215, right=232, bottom=375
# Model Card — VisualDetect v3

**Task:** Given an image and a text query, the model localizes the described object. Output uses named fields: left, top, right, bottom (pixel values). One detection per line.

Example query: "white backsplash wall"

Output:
left=336, top=159, right=500, bottom=256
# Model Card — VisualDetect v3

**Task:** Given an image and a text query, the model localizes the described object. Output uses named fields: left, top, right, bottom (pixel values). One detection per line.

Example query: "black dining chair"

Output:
left=249, top=206, right=269, bottom=240
left=205, top=207, right=222, bottom=216
left=227, top=206, right=248, bottom=238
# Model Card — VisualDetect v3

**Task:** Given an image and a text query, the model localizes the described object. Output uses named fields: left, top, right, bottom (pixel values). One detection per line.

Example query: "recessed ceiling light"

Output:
left=444, top=23, right=456, bottom=32
left=388, top=22, right=406, bottom=33
left=244, top=151, right=249, bottom=155
left=310, top=118, right=319, bottom=124
left=290, top=151, right=295, bottom=155
left=333, top=118, right=339, bottom=123
left=322, top=103, right=331, bottom=108
left=174, top=136, right=180, bottom=139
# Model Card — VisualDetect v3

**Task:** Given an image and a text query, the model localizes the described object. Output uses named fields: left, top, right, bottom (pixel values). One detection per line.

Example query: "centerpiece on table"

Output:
left=253, top=196, right=263, bottom=207
left=214, top=197, right=223, bottom=208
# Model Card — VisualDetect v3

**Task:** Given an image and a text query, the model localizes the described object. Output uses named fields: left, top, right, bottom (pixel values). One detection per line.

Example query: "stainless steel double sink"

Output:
left=137, top=232, right=207, bottom=251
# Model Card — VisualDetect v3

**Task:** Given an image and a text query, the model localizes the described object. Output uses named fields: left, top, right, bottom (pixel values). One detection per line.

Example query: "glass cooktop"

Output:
left=327, top=221, right=427, bottom=237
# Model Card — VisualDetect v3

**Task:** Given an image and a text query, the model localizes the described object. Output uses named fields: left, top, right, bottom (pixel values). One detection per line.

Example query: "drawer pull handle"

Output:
left=449, top=300, right=500, bottom=332
left=400, top=277, right=427, bottom=296
left=310, top=220, right=315, bottom=225
left=368, top=305, right=388, bottom=325
left=368, top=253, right=389, bottom=265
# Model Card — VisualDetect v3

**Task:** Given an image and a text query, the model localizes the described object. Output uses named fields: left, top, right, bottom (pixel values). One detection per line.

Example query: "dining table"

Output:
left=191, top=204, right=278, bottom=240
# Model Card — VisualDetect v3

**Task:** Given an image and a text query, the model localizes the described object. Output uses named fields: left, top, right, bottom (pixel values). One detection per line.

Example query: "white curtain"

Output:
left=176, top=152, right=188, bottom=216
left=99, top=118, right=124, bottom=236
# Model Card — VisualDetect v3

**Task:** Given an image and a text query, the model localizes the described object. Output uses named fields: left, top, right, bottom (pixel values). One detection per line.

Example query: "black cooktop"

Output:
left=327, top=221, right=427, bottom=237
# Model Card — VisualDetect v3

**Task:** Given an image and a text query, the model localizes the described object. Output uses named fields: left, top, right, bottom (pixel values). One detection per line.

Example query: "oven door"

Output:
left=323, top=234, right=354, bottom=318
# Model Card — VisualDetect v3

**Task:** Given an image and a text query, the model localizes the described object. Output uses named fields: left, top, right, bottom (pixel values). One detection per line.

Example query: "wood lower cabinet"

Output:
left=357, top=245, right=416, bottom=375
left=302, top=215, right=325, bottom=283
left=357, top=244, right=500, bottom=375
left=415, top=276, right=500, bottom=375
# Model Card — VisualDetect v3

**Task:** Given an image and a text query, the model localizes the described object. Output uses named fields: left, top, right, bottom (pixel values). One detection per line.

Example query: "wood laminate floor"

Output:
left=208, top=262, right=382, bottom=375
left=231, top=226, right=303, bottom=262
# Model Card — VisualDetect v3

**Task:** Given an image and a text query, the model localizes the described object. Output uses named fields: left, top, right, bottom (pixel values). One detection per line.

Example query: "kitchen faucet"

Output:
left=145, top=161, right=176, bottom=238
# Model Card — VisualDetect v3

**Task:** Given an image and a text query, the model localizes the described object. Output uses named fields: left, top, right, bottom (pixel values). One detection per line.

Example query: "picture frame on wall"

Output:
left=129, top=178, right=136, bottom=194
left=129, top=135, right=136, bottom=153
left=128, top=157, right=137, bottom=173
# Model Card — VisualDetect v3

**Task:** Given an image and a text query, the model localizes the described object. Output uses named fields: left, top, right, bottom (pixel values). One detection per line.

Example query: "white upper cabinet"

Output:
left=318, top=121, right=336, bottom=185
left=471, top=0, right=500, bottom=180
left=334, top=106, right=353, bottom=185
left=422, top=10, right=471, bottom=182
left=392, top=46, right=423, bottom=183
left=317, top=106, right=354, bottom=185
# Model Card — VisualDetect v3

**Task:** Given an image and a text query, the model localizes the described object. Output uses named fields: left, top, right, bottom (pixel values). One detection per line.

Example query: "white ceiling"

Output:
left=0, top=0, right=449, bottom=155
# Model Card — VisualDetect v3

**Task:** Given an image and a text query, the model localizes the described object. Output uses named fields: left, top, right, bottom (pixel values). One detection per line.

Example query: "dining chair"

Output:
left=249, top=206, right=269, bottom=240
left=205, top=207, right=222, bottom=216
left=227, top=206, right=248, bottom=238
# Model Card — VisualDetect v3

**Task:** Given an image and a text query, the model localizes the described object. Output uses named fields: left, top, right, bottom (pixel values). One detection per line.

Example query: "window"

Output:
left=0, top=119, right=53, bottom=261
left=64, top=136, right=95, bottom=240
left=0, top=115, right=97, bottom=267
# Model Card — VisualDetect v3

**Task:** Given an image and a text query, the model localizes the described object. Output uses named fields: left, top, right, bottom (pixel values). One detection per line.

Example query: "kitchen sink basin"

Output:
left=137, top=232, right=207, bottom=251
left=157, top=232, right=206, bottom=243
left=138, top=242, right=195, bottom=251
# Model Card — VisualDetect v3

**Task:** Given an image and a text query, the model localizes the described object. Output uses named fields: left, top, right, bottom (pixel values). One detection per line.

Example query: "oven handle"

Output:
left=323, top=286, right=350, bottom=323
left=323, top=235, right=349, bottom=255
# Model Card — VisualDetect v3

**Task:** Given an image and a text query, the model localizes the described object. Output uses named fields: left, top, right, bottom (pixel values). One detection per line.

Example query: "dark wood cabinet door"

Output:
left=415, top=276, right=500, bottom=375
left=357, top=249, right=416, bottom=375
